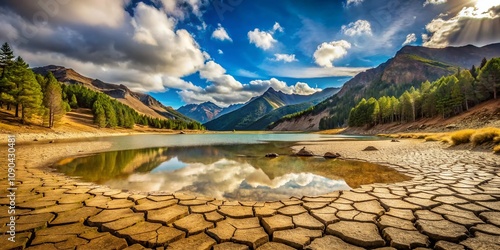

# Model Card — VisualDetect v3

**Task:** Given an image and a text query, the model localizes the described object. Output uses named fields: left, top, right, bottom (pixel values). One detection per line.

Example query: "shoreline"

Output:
left=3, top=133, right=500, bottom=249
left=17, top=135, right=425, bottom=192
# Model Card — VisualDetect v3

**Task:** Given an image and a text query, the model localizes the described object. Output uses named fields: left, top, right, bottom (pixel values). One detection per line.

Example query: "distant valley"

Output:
left=183, top=87, right=340, bottom=130
left=176, top=102, right=243, bottom=123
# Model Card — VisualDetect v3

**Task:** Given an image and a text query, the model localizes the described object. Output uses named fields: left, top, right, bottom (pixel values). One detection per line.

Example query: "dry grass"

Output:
left=470, top=127, right=500, bottom=146
left=425, top=133, right=448, bottom=142
left=445, top=127, right=500, bottom=152
left=379, top=128, right=500, bottom=153
left=494, top=144, right=500, bottom=154
left=449, top=129, right=476, bottom=145
left=494, top=136, right=500, bottom=143
left=379, top=133, right=432, bottom=139
left=317, top=128, right=346, bottom=135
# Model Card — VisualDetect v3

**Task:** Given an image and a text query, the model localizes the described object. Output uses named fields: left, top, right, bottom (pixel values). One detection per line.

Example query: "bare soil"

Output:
left=0, top=107, right=203, bottom=144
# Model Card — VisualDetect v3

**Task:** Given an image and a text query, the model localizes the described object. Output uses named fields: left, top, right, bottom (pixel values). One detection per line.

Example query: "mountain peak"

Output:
left=201, top=101, right=218, bottom=107
left=265, top=87, right=278, bottom=93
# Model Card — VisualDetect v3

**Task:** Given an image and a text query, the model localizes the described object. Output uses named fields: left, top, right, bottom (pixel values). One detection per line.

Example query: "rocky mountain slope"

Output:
left=176, top=102, right=243, bottom=123
left=33, top=65, right=191, bottom=121
left=272, top=43, right=500, bottom=131
left=204, top=87, right=340, bottom=130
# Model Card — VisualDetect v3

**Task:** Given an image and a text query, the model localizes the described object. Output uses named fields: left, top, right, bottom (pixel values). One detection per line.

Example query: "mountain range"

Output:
left=176, top=102, right=243, bottom=123
left=203, top=87, right=340, bottom=130
left=271, top=43, right=500, bottom=131
left=32, top=43, right=500, bottom=132
left=33, top=65, right=192, bottom=122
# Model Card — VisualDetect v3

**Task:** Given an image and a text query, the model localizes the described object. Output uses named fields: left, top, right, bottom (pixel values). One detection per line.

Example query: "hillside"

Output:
left=343, top=99, right=500, bottom=134
left=204, top=87, right=340, bottom=131
left=246, top=102, right=313, bottom=130
left=33, top=65, right=192, bottom=122
left=177, top=102, right=243, bottom=123
left=271, top=43, right=500, bottom=131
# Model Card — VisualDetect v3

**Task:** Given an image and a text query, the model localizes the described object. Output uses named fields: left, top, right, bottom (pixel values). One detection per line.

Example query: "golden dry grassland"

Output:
left=379, top=127, right=500, bottom=154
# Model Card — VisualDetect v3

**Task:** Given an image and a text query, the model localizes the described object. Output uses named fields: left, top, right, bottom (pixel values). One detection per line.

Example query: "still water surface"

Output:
left=54, top=133, right=407, bottom=201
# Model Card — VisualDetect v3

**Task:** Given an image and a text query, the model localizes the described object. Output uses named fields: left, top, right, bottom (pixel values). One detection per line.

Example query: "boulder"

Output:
left=296, top=147, right=314, bottom=157
left=362, top=146, right=378, bottom=151
left=391, top=139, right=400, bottom=142
left=324, top=152, right=341, bottom=159
left=265, top=153, right=279, bottom=158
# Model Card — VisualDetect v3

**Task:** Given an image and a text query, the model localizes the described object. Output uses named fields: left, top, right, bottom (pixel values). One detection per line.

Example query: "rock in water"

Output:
left=324, top=152, right=341, bottom=159
left=296, top=147, right=314, bottom=157
left=363, top=146, right=378, bottom=151
left=265, top=153, right=279, bottom=158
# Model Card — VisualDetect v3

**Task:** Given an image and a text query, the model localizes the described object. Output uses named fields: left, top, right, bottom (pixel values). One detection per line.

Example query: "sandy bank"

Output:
left=292, top=139, right=424, bottom=160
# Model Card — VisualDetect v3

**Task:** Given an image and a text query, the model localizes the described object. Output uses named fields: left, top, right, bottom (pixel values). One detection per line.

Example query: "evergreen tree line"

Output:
left=63, top=83, right=204, bottom=130
left=0, top=42, right=70, bottom=127
left=346, top=57, right=500, bottom=128
left=0, top=42, right=204, bottom=130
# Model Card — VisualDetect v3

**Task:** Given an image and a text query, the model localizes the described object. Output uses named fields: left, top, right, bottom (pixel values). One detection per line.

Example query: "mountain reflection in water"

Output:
left=54, top=143, right=409, bottom=201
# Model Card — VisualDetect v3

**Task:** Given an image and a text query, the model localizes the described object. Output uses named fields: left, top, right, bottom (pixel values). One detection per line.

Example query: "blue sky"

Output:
left=1, top=0, right=499, bottom=108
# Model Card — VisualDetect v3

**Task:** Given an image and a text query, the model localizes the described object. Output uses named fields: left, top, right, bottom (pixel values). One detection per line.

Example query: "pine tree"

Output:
left=457, top=70, right=475, bottom=110
left=0, top=43, right=16, bottom=109
left=399, top=91, right=413, bottom=122
left=92, top=100, right=106, bottom=128
left=43, top=73, right=65, bottom=128
left=450, top=80, right=464, bottom=115
left=13, top=57, right=43, bottom=122
left=390, top=96, right=399, bottom=123
left=478, top=58, right=500, bottom=100
left=408, top=87, right=420, bottom=121
left=103, top=101, right=117, bottom=128
left=479, top=57, right=488, bottom=69
left=470, top=65, right=478, bottom=79
left=366, top=97, right=379, bottom=125
left=0, top=42, right=14, bottom=79
left=69, top=94, right=78, bottom=108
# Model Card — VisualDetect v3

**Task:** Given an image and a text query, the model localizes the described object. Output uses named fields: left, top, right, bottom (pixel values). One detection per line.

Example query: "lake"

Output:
left=53, top=133, right=408, bottom=201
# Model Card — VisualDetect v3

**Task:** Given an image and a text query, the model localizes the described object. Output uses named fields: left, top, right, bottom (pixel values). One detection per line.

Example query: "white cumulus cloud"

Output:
left=313, top=40, right=351, bottom=68
left=211, top=23, right=232, bottom=42
left=345, top=0, right=364, bottom=7
left=341, top=20, right=372, bottom=36
left=0, top=1, right=208, bottom=94
left=247, top=79, right=320, bottom=95
left=423, top=0, right=447, bottom=7
left=273, top=22, right=284, bottom=33
left=218, top=49, right=224, bottom=54
left=402, top=33, right=417, bottom=45
left=248, top=28, right=277, bottom=50
left=423, top=3, right=500, bottom=48
left=179, top=61, right=322, bottom=106
left=272, top=54, right=298, bottom=63
left=293, top=82, right=322, bottom=95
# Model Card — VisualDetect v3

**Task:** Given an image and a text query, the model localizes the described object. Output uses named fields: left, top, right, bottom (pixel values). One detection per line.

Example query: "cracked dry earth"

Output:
left=1, top=140, right=500, bottom=250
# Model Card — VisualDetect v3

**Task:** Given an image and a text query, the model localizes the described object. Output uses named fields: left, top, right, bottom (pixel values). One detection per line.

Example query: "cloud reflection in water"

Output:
left=106, top=157, right=350, bottom=201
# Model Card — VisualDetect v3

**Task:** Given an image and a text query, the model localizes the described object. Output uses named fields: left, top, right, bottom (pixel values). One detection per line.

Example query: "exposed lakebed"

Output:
left=53, top=133, right=409, bottom=201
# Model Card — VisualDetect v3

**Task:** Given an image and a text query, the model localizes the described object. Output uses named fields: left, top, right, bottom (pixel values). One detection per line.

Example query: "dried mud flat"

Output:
left=1, top=139, right=499, bottom=250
